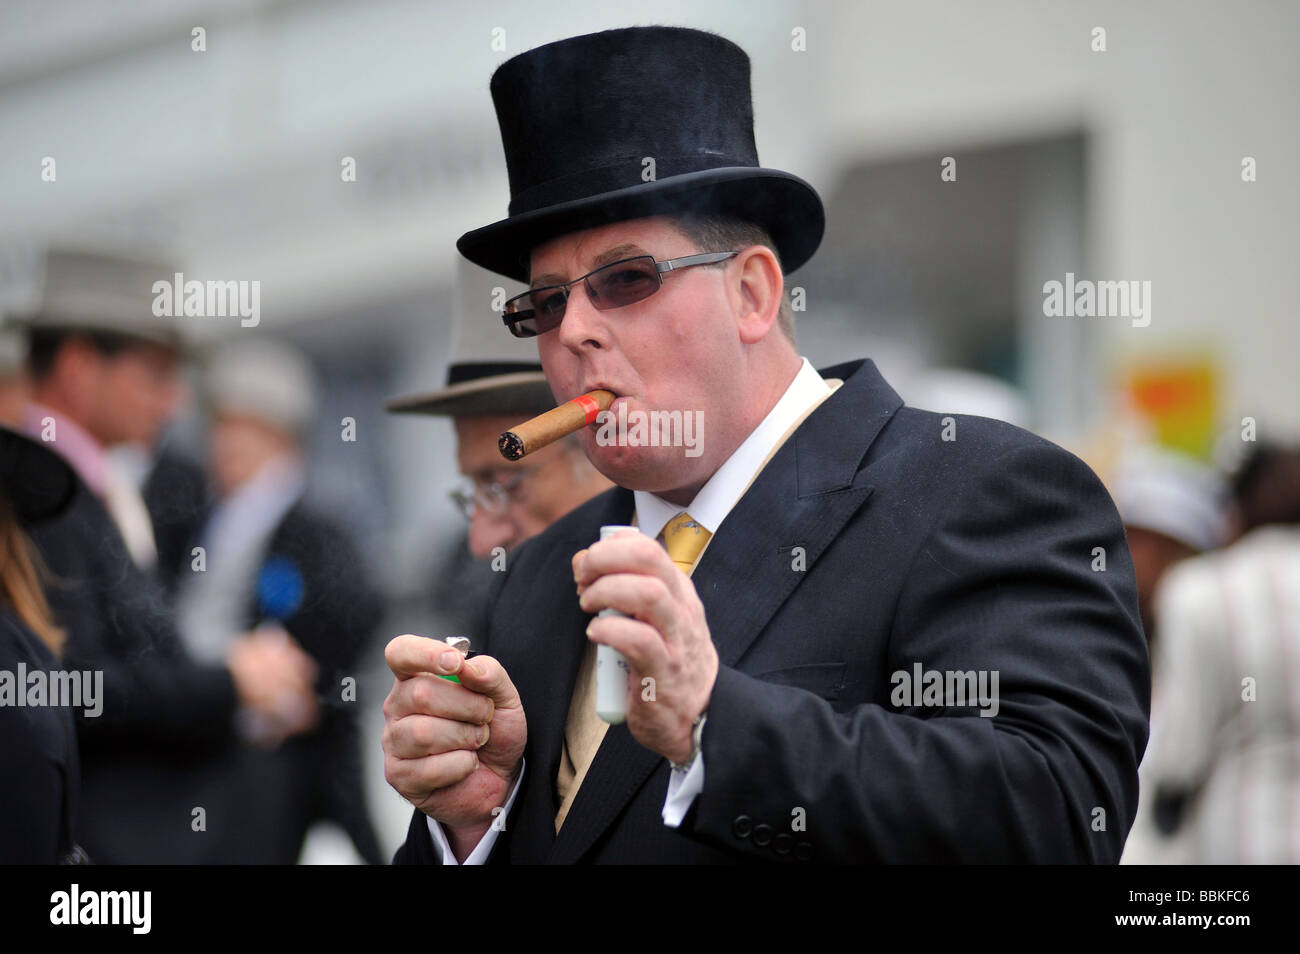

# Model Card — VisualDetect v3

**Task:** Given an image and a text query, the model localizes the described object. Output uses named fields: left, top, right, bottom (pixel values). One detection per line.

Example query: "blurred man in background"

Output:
left=1112, top=444, right=1227, bottom=646
left=16, top=248, right=318, bottom=863
left=387, top=260, right=610, bottom=637
left=1140, top=441, right=1300, bottom=862
left=447, top=421, right=611, bottom=562
left=1112, top=444, right=1226, bottom=865
left=170, top=338, right=383, bottom=863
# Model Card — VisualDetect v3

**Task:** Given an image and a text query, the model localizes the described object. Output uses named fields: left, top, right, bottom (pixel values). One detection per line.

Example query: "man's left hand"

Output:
left=572, top=529, right=718, bottom=764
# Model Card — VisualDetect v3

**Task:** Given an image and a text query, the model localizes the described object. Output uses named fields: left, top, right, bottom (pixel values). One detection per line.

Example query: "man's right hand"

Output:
left=382, top=635, right=527, bottom=849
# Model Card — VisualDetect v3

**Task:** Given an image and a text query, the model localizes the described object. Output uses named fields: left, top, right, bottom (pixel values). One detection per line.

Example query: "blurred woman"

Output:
left=0, top=425, right=83, bottom=863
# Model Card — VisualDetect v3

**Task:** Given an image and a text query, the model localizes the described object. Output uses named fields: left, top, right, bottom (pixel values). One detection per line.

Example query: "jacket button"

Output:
left=794, top=841, right=813, bottom=861
left=732, top=815, right=753, bottom=839
left=773, top=832, right=793, bottom=855
left=752, top=823, right=773, bottom=847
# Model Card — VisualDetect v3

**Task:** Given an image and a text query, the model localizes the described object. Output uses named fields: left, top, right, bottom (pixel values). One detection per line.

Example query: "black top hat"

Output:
left=457, top=27, right=825, bottom=283
left=0, top=427, right=77, bottom=525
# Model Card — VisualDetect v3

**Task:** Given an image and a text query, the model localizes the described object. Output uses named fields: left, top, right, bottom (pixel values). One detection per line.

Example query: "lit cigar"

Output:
left=498, top=389, right=615, bottom=461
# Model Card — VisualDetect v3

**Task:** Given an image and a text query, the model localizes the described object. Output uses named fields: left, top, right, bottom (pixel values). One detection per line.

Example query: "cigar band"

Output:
left=575, top=393, right=603, bottom=423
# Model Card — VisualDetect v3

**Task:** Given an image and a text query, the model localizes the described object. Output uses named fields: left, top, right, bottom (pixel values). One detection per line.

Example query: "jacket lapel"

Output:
left=547, top=359, right=903, bottom=862
left=698, top=359, right=900, bottom=668
left=505, top=487, right=634, bottom=860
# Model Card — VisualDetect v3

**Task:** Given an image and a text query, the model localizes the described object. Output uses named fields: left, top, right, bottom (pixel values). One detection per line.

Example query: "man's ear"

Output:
left=729, top=246, right=784, bottom=345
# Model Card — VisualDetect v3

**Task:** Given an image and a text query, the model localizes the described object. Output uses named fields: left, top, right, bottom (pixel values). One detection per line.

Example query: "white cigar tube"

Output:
left=595, top=525, right=639, bottom=724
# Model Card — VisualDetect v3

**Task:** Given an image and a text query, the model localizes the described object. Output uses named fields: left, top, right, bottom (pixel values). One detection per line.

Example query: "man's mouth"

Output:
left=579, top=384, right=624, bottom=426
left=587, top=395, right=628, bottom=427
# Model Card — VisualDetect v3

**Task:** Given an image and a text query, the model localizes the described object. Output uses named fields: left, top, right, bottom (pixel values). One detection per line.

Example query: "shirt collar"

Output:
left=217, top=453, right=305, bottom=520
left=634, top=357, right=830, bottom=539
left=23, top=402, right=109, bottom=496
left=200, top=453, right=305, bottom=549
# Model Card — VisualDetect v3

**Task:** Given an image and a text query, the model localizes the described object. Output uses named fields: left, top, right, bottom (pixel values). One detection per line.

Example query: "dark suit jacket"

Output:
left=0, top=612, right=82, bottom=863
left=394, top=358, right=1150, bottom=864
left=29, top=477, right=238, bottom=864
left=142, top=448, right=210, bottom=600
left=191, top=501, right=384, bottom=864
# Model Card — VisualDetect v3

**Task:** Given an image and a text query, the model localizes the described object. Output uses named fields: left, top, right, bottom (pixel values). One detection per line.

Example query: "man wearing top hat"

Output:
left=383, top=27, right=1149, bottom=863
left=13, top=247, right=320, bottom=863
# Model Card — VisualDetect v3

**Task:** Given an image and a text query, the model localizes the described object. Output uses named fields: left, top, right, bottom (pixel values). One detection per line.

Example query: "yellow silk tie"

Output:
left=661, top=511, right=713, bottom=573
left=554, top=513, right=714, bottom=831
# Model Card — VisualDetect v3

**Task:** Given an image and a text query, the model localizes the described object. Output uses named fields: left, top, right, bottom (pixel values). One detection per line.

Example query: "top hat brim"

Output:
left=385, top=371, right=556, bottom=419
left=0, top=427, right=77, bottom=525
left=457, top=167, right=825, bottom=284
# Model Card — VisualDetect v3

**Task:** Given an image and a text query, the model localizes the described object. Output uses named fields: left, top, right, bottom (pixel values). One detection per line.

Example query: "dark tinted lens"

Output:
left=527, top=289, right=567, bottom=335
left=533, top=289, right=567, bottom=319
left=503, top=294, right=537, bottom=337
left=588, top=258, right=660, bottom=308
left=505, top=287, right=568, bottom=337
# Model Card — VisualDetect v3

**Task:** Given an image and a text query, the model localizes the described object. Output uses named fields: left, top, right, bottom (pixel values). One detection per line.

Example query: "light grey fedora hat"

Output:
left=204, top=337, right=319, bottom=438
left=7, top=246, right=190, bottom=353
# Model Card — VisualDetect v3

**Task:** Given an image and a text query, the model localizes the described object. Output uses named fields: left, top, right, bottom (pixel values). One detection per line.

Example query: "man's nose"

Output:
left=555, top=281, right=608, bottom=352
left=467, top=506, right=516, bottom=561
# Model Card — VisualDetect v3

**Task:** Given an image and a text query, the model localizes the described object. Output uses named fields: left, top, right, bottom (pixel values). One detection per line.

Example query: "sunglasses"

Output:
left=502, top=251, right=739, bottom=338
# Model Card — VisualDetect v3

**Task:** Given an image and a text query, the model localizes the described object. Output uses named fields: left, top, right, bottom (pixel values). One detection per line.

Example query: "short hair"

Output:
left=1231, top=443, right=1300, bottom=531
left=668, top=213, right=795, bottom=344
left=25, top=327, right=134, bottom=382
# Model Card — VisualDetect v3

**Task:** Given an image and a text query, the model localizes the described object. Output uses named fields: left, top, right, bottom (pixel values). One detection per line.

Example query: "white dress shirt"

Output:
left=429, top=357, right=835, bottom=862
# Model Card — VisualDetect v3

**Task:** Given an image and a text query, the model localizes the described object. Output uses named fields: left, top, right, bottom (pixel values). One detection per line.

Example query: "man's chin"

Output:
left=584, top=439, right=702, bottom=494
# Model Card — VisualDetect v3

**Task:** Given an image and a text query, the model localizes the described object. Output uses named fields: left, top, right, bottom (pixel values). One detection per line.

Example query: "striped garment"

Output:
left=1134, top=524, right=1300, bottom=863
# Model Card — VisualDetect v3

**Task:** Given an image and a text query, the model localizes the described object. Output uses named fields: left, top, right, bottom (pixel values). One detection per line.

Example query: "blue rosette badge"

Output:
left=256, top=555, right=304, bottom=622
